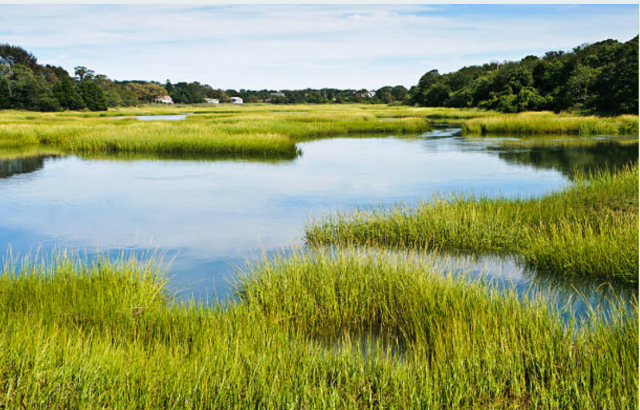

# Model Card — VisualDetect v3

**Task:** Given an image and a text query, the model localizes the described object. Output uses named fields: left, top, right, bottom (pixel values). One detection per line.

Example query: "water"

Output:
left=134, top=114, right=191, bottom=121
left=0, top=127, right=637, bottom=315
left=109, top=114, right=192, bottom=121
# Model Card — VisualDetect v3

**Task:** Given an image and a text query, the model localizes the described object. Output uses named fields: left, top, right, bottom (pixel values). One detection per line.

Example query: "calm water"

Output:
left=0, top=127, right=637, bottom=316
left=134, top=114, right=191, bottom=121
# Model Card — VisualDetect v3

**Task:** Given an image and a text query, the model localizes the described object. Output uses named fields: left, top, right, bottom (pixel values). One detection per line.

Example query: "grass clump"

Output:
left=463, top=112, right=639, bottom=136
left=0, top=249, right=637, bottom=409
left=306, top=164, right=639, bottom=282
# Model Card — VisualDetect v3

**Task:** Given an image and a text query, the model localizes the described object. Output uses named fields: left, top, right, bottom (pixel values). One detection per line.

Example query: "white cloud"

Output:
left=0, top=5, right=637, bottom=89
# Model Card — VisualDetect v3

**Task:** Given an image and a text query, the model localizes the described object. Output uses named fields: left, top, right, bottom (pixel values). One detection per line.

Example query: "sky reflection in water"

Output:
left=0, top=128, right=637, bottom=319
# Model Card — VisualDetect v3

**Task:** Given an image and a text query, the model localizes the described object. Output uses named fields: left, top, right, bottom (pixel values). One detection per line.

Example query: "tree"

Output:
left=0, top=44, right=38, bottom=70
left=0, top=78, right=10, bottom=109
left=79, top=81, right=108, bottom=111
left=9, top=64, right=43, bottom=110
left=38, top=95, right=62, bottom=112
left=74, top=66, right=95, bottom=82
left=124, top=82, right=168, bottom=103
left=391, top=85, right=408, bottom=102
left=410, top=36, right=638, bottom=114
left=52, top=76, right=85, bottom=110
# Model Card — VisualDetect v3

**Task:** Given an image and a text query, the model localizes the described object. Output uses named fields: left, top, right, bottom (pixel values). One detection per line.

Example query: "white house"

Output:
left=230, top=97, right=243, bottom=104
left=155, top=95, right=173, bottom=104
left=270, top=91, right=285, bottom=97
left=204, top=98, right=219, bottom=104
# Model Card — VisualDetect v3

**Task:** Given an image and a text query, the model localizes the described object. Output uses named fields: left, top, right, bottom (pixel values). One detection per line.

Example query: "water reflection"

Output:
left=135, top=114, right=191, bottom=121
left=0, top=155, right=62, bottom=179
left=494, top=140, right=638, bottom=179
left=0, top=128, right=636, bottom=321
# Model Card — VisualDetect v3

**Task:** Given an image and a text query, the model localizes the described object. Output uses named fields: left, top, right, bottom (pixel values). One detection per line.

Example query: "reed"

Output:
left=0, top=249, right=636, bottom=409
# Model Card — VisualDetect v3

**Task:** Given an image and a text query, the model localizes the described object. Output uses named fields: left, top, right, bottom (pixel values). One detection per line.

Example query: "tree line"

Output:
left=0, top=43, right=408, bottom=111
left=408, top=36, right=638, bottom=115
left=0, top=36, right=637, bottom=114
left=0, top=44, right=170, bottom=111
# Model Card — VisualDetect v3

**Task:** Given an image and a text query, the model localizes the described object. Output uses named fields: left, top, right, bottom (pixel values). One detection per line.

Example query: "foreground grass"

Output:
left=463, top=112, right=639, bottom=136
left=306, top=165, right=639, bottom=282
left=0, top=249, right=637, bottom=409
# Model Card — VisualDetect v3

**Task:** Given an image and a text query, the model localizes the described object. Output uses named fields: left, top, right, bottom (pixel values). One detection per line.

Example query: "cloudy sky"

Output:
left=0, top=4, right=637, bottom=89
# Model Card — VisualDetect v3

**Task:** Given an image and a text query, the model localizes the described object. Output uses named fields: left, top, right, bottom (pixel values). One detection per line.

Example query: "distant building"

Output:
left=230, top=97, right=243, bottom=104
left=204, top=98, right=220, bottom=104
left=270, top=91, right=285, bottom=97
left=155, top=95, right=173, bottom=104
left=359, top=90, right=376, bottom=99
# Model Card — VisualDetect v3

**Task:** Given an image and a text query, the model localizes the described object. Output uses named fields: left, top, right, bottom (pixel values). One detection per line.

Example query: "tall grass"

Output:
left=306, top=165, right=639, bottom=282
left=463, top=112, right=639, bottom=136
left=0, top=249, right=637, bottom=408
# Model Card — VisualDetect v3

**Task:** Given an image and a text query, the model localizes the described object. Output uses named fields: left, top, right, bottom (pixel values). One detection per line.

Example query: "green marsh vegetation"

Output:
left=2, top=105, right=637, bottom=162
left=1, top=36, right=638, bottom=409
left=462, top=112, right=639, bottom=136
left=306, top=164, right=639, bottom=282
left=0, top=105, right=436, bottom=158
left=0, top=249, right=637, bottom=409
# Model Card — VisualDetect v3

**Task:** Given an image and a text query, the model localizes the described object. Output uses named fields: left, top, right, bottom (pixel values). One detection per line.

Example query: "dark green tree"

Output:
left=79, top=81, right=108, bottom=111
left=0, top=44, right=38, bottom=71
left=0, top=78, right=10, bottom=109
left=52, top=76, right=85, bottom=110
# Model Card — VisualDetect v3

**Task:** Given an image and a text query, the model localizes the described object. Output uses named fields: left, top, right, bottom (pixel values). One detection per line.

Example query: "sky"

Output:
left=0, top=4, right=638, bottom=90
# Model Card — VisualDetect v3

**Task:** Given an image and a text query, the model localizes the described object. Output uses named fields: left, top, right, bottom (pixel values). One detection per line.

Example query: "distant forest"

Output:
left=0, top=36, right=637, bottom=114
left=409, top=36, right=638, bottom=115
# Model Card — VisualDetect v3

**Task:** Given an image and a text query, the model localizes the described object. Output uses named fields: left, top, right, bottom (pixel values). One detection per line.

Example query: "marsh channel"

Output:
left=1, top=122, right=637, bottom=321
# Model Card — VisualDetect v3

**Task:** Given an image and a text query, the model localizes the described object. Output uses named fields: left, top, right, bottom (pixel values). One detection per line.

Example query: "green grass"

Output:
left=0, top=249, right=636, bottom=409
left=0, top=105, right=434, bottom=158
left=463, top=112, right=639, bottom=136
left=487, top=136, right=640, bottom=148
left=3, top=105, right=636, bottom=158
left=306, top=164, right=639, bottom=282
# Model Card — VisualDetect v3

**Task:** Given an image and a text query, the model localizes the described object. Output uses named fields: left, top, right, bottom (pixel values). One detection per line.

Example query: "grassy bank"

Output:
left=463, top=112, right=639, bottom=136
left=0, top=105, right=433, bottom=158
left=306, top=165, right=639, bottom=282
left=2, top=105, right=637, bottom=158
left=0, top=250, right=637, bottom=409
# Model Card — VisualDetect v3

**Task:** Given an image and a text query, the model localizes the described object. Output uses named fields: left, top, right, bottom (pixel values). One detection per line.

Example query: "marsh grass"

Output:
left=0, top=249, right=637, bottom=409
left=306, top=165, right=639, bottom=282
left=3, top=105, right=636, bottom=158
left=479, top=135, right=640, bottom=149
left=0, top=105, right=437, bottom=158
left=0, top=145, right=64, bottom=160
left=463, top=112, right=639, bottom=136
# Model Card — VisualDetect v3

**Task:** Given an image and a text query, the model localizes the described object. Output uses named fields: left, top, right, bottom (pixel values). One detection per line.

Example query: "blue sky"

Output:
left=0, top=5, right=637, bottom=89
